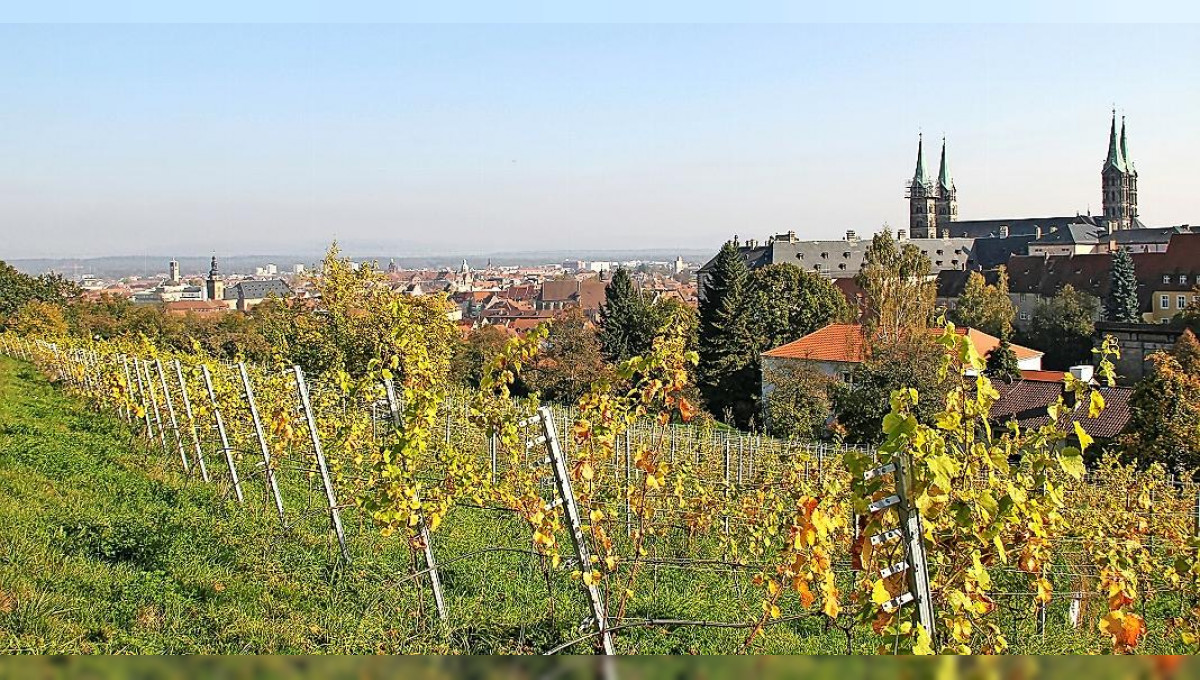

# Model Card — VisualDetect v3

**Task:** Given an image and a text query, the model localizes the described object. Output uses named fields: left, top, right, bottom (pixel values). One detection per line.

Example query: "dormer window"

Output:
left=936, top=249, right=944, bottom=255
left=1163, top=275, right=1171, bottom=284
left=820, top=252, right=828, bottom=259
left=838, top=263, right=847, bottom=270
left=843, top=252, right=851, bottom=258
left=1181, top=275, right=1189, bottom=285
left=814, top=264, right=822, bottom=271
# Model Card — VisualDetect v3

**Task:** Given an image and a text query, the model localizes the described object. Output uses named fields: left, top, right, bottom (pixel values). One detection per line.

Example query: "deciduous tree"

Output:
left=950, top=268, right=1015, bottom=338
left=854, top=232, right=936, bottom=341
left=1025, top=284, right=1100, bottom=370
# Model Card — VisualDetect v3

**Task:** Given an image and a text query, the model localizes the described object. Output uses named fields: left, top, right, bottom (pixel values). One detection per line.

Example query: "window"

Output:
left=838, top=263, right=847, bottom=270
left=936, top=249, right=944, bottom=255
left=1181, top=275, right=1189, bottom=286
left=813, top=264, right=821, bottom=271
left=1179, top=295, right=1188, bottom=309
left=1163, top=275, right=1171, bottom=284
left=1161, top=294, right=1169, bottom=309
left=821, top=252, right=828, bottom=259
left=1019, top=312, right=1029, bottom=321
left=843, top=252, right=851, bottom=258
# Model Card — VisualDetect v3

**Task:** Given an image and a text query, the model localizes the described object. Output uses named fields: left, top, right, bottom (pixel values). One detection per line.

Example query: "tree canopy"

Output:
left=949, top=269, right=1015, bottom=339
left=854, top=232, right=936, bottom=341
left=1025, top=284, right=1099, bottom=370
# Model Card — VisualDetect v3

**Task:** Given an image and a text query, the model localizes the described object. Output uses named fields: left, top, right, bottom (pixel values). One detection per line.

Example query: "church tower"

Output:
left=907, top=134, right=937, bottom=238
left=1102, top=112, right=1138, bottom=231
left=935, top=138, right=957, bottom=230
left=206, top=255, right=224, bottom=302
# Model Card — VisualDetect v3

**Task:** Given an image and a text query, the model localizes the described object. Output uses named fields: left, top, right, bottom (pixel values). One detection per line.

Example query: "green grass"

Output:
left=0, top=354, right=1192, bottom=656
left=0, top=355, right=434, bottom=653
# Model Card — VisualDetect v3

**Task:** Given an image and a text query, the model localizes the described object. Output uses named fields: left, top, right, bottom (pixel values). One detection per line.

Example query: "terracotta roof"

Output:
left=762, top=324, right=1041, bottom=364
left=1018, top=369, right=1067, bottom=383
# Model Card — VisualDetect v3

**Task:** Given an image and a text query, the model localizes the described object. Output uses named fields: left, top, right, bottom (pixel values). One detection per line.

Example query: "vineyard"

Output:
left=1, top=328, right=1198, bottom=656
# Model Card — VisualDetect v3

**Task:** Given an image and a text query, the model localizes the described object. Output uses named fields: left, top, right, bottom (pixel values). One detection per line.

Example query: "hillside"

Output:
left=0, top=355, right=424, bottom=654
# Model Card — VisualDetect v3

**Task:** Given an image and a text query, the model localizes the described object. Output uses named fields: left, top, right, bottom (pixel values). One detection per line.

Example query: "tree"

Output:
left=697, top=240, right=756, bottom=426
left=831, top=335, right=952, bottom=445
left=761, top=361, right=833, bottom=440
left=1105, top=247, right=1141, bottom=323
left=0, top=260, right=78, bottom=328
left=1172, top=328, right=1200, bottom=376
left=12, top=300, right=68, bottom=338
left=854, top=232, right=936, bottom=341
left=1121, top=351, right=1200, bottom=472
left=743, top=264, right=849, bottom=353
left=523, top=308, right=609, bottom=404
left=985, top=333, right=1023, bottom=383
left=1025, top=284, right=1100, bottom=370
left=949, top=268, right=1015, bottom=338
left=450, top=325, right=511, bottom=388
left=598, top=267, right=656, bottom=363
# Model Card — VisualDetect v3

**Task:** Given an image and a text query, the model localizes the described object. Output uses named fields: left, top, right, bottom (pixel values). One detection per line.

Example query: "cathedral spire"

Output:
left=937, top=137, right=953, bottom=192
left=912, top=133, right=930, bottom=187
left=1104, top=109, right=1124, bottom=172
left=1120, top=116, right=1134, bottom=175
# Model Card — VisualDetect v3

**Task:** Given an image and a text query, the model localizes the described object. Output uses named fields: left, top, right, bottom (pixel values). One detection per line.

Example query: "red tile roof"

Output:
left=164, top=300, right=229, bottom=316
left=1018, top=369, right=1067, bottom=383
left=762, top=324, right=1041, bottom=364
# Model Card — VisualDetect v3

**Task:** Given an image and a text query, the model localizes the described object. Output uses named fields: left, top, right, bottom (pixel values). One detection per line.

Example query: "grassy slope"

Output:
left=0, top=355, right=432, bottom=653
left=0, top=355, right=1189, bottom=656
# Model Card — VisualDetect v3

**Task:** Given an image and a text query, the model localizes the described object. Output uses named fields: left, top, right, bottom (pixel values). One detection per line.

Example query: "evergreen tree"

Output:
left=985, top=333, right=1023, bottom=383
left=1105, top=247, right=1141, bottom=323
left=697, top=240, right=755, bottom=426
left=598, top=267, right=656, bottom=363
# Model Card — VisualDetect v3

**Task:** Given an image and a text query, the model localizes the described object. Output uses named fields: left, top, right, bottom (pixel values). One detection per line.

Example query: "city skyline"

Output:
left=2, top=23, right=1199, bottom=258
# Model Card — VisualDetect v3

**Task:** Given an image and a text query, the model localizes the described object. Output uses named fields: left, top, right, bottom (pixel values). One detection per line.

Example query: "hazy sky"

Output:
left=2, top=23, right=1198, bottom=258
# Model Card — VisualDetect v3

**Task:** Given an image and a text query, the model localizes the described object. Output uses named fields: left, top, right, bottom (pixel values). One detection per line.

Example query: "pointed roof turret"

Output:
left=1120, top=116, right=1135, bottom=176
left=912, top=133, right=931, bottom=188
left=1104, top=110, right=1125, bottom=173
left=937, top=137, right=954, bottom=192
left=208, top=255, right=220, bottom=279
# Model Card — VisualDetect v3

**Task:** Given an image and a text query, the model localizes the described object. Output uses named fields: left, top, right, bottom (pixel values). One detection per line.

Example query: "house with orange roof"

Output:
left=761, top=323, right=1043, bottom=383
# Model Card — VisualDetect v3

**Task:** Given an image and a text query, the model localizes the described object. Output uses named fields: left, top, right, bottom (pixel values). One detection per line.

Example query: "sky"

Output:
left=1, top=22, right=1199, bottom=259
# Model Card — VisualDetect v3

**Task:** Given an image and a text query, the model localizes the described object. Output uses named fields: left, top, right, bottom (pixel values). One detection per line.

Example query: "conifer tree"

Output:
left=1105, top=247, right=1141, bottom=323
left=598, top=267, right=655, bottom=363
left=698, top=240, right=755, bottom=425
left=985, top=332, right=1023, bottom=383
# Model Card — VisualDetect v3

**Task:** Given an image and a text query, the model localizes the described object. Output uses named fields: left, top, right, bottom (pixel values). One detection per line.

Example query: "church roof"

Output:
left=223, top=279, right=292, bottom=301
left=938, top=138, right=953, bottom=192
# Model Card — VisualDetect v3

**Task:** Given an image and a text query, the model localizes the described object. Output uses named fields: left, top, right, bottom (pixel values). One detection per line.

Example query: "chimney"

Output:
left=787, top=230, right=797, bottom=243
left=896, top=229, right=908, bottom=241
left=1069, top=365, right=1095, bottom=384
left=747, top=239, right=758, bottom=249
left=1034, top=226, right=1043, bottom=240
left=845, top=229, right=857, bottom=242
left=999, top=225, right=1009, bottom=238
left=940, top=229, right=950, bottom=239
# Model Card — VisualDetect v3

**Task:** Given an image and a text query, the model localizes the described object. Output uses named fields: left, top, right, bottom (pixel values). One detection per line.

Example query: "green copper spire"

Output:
left=912, top=133, right=930, bottom=187
left=1120, top=116, right=1134, bottom=175
left=1104, top=110, right=1125, bottom=173
left=937, top=137, right=953, bottom=192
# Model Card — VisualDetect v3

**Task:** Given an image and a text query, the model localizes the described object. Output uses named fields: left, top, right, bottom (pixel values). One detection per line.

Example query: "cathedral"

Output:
left=907, top=112, right=1142, bottom=239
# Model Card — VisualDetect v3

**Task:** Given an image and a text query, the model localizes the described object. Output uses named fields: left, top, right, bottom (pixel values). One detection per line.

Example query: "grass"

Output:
left=0, top=354, right=1192, bottom=656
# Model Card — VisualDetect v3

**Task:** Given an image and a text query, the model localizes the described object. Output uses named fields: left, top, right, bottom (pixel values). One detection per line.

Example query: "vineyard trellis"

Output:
left=1, top=330, right=1199, bottom=655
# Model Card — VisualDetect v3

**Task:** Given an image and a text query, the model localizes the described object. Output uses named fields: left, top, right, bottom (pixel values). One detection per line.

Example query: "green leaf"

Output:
left=1059, top=447, right=1086, bottom=480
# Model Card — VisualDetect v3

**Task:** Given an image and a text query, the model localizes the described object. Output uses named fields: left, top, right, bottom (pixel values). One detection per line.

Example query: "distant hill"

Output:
left=7, top=248, right=717, bottom=278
